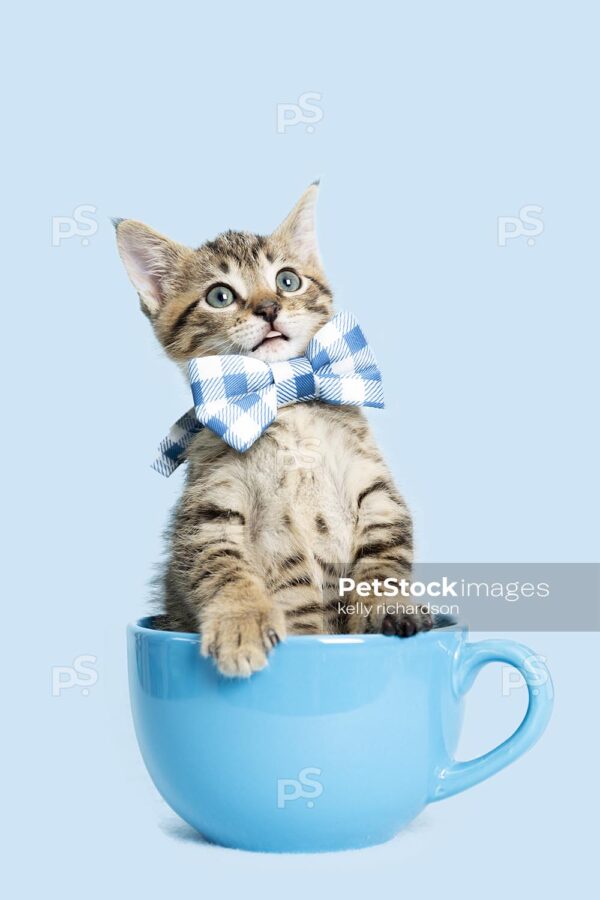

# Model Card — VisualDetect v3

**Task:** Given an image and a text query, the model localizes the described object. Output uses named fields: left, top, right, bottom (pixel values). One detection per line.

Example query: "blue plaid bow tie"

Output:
left=152, top=310, right=384, bottom=476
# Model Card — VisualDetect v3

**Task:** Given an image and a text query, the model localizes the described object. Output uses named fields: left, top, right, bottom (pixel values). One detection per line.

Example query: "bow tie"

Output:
left=152, top=310, right=384, bottom=476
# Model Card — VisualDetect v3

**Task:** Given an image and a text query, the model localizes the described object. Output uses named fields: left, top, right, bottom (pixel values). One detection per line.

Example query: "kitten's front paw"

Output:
left=381, top=608, right=433, bottom=637
left=200, top=607, right=286, bottom=678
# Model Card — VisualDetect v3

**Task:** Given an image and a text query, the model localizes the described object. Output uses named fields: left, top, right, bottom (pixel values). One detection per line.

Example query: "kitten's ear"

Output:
left=272, top=182, right=321, bottom=264
left=114, top=219, right=188, bottom=317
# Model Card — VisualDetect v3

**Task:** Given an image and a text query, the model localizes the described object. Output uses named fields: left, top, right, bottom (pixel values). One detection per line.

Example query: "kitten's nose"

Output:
left=254, top=299, right=280, bottom=323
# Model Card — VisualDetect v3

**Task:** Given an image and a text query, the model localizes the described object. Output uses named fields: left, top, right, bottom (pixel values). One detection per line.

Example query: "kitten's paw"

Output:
left=200, top=607, right=286, bottom=678
left=381, top=608, right=433, bottom=637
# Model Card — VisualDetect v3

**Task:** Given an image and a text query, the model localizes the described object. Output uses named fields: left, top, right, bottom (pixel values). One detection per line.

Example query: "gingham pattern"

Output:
left=152, top=311, right=384, bottom=476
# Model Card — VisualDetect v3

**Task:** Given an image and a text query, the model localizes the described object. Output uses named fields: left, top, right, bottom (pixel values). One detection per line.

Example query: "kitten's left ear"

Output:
left=114, top=219, right=189, bottom=318
left=272, top=182, right=321, bottom=265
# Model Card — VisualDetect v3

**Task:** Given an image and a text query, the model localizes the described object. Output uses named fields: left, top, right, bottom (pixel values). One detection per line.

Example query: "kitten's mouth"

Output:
left=251, top=330, right=289, bottom=352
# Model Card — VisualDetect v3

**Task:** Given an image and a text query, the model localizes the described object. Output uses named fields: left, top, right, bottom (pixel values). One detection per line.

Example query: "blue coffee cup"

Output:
left=127, top=617, right=553, bottom=852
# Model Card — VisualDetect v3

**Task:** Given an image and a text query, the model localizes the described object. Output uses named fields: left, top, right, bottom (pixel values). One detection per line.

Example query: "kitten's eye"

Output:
left=206, top=285, right=235, bottom=308
left=276, top=269, right=301, bottom=292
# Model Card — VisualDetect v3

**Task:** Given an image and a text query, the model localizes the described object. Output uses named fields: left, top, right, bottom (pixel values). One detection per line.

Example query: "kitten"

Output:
left=115, top=184, right=432, bottom=677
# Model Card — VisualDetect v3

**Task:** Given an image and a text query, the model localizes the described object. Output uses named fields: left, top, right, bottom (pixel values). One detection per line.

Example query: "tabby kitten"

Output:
left=115, top=184, right=431, bottom=677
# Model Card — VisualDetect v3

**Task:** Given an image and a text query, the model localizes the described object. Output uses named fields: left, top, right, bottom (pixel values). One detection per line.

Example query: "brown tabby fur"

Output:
left=115, top=185, right=431, bottom=676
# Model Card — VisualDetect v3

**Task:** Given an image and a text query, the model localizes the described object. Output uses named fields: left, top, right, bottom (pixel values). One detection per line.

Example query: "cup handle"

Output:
left=429, top=639, right=554, bottom=802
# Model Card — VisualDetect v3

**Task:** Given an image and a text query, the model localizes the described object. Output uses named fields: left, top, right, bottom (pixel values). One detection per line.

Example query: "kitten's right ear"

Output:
left=272, top=182, right=321, bottom=265
left=114, top=219, right=187, bottom=318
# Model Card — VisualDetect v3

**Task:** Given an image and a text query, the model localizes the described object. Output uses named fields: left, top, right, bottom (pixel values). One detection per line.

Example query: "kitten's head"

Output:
left=114, top=184, right=332, bottom=364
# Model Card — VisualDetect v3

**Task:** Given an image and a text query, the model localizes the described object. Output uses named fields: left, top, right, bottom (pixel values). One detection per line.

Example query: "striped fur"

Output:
left=116, top=185, right=431, bottom=676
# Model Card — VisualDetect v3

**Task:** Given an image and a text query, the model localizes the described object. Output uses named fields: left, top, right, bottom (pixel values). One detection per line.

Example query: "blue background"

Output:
left=3, top=1, right=598, bottom=897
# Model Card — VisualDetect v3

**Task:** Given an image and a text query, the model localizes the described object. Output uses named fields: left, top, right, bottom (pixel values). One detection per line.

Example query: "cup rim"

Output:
left=128, top=616, right=466, bottom=645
